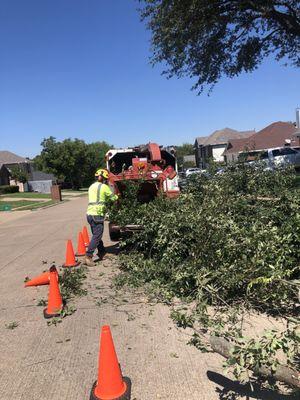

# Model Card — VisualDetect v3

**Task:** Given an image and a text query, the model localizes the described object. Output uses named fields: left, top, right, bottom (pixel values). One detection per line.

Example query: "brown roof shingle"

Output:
left=196, top=128, right=254, bottom=147
left=0, top=151, right=28, bottom=165
left=224, top=122, right=297, bottom=154
left=195, top=136, right=208, bottom=146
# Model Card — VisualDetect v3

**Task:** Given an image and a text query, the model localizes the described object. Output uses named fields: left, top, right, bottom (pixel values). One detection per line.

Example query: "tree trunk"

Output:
left=209, top=336, right=300, bottom=389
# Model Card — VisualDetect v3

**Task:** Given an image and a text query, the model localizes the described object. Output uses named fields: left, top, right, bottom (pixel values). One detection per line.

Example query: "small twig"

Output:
left=25, top=358, right=54, bottom=367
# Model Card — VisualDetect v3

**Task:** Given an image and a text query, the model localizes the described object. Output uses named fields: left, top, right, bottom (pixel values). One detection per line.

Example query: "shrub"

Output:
left=0, top=185, right=19, bottom=194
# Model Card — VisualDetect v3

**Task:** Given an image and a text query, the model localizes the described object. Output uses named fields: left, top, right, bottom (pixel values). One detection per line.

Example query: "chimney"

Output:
left=294, top=108, right=300, bottom=145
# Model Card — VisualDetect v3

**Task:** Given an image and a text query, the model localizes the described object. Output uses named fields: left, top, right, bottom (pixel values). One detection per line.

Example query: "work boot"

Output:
left=84, top=255, right=95, bottom=267
left=97, top=249, right=107, bottom=261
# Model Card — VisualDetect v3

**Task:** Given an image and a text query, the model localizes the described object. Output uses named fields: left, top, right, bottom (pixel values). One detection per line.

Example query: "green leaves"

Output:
left=33, top=137, right=112, bottom=189
left=59, top=266, right=87, bottom=301
left=113, top=164, right=300, bottom=383
left=115, top=165, right=300, bottom=312
left=9, top=165, right=29, bottom=184
left=171, top=310, right=195, bottom=328
left=5, top=321, right=19, bottom=330
left=175, top=143, right=195, bottom=168
left=140, top=1, right=300, bottom=93
left=225, top=327, right=300, bottom=380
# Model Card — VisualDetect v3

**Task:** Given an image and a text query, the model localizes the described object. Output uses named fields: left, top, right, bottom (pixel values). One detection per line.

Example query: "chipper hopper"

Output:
left=105, top=142, right=180, bottom=240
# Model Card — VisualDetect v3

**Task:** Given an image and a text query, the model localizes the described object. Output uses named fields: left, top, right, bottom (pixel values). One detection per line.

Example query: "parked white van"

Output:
left=239, top=147, right=300, bottom=170
left=185, top=167, right=203, bottom=177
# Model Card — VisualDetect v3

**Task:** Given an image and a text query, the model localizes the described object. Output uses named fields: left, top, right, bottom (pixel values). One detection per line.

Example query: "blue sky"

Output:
left=0, top=0, right=299, bottom=158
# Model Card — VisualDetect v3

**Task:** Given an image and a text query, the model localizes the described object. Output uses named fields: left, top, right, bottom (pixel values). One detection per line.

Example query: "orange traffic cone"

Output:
left=90, top=325, right=131, bottom=400
left=76, top=232, right=86, bottom=256
left=44, top=266, right=63, bottom=319
left=82, top=226, right=90, bottom=247
left=25, top=271, right=50, bottom=287
left=63, top=240, right=80, bottom=268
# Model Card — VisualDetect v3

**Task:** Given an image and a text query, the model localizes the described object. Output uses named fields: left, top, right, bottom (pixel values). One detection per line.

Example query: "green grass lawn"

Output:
left=0, top=199, right=61, bottom=211
left=0, top=200, right=42, bottom=210
left=61, top=190, right=88, bottom=198
left=62, top=189, right=88, bottom=194
left=0, top=192, right=51, bottom=199
left=62, top=193, right=87, bottom=197
left=18, top=200, right=56, bottom=211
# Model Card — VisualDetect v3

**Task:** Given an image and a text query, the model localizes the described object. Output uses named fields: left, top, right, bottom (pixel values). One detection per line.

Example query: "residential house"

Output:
left=0, top=151, right=31, bottom=191
left=223, top=121, right=299, bottom=163
left=194, top=128, right=255, bottom=168
left=0, top=150, right=31, bottom=173
left=27, top=170, right=56, bottom=193
left=0, top=164, right=10, bottom=186
left=194, top=136, right=208, bottom=167
left=0, top=150, right=56, bottom=193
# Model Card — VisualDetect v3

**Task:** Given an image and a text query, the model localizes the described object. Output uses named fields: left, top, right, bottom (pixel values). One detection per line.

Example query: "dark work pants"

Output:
left=86, top=215, right=105, bottom=257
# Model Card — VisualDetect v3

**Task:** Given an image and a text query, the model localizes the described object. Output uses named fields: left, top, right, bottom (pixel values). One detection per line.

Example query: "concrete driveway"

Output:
left=0, top=197, right=231, bottom=400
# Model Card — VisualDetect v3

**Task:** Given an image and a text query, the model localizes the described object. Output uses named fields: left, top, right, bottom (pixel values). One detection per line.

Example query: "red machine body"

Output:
left=105, top=143, right=180, bottom=201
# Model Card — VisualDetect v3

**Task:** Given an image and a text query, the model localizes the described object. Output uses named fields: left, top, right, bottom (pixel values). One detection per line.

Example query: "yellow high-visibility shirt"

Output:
left=86, top=182, right=117, bottom=216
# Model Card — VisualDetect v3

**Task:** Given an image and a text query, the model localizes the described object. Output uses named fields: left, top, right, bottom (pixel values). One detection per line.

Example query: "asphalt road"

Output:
left=0, top=197, right=232, bottom=400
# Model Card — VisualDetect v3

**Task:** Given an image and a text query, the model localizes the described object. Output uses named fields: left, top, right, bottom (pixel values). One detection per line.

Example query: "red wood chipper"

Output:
left=105, top=143, right=180, bottom=240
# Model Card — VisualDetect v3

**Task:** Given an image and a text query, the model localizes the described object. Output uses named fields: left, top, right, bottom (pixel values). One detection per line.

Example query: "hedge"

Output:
left=0, top=185, right=19, bottom=194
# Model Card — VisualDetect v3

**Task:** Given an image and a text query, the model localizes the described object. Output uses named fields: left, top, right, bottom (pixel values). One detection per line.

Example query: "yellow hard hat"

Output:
left=95, top=168, right=109, bottom=179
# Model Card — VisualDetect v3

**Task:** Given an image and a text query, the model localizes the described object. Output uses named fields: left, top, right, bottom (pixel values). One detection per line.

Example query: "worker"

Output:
left=85, top=168, right=118, bottom=267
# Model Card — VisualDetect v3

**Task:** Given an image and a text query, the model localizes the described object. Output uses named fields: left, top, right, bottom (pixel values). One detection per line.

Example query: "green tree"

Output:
left=83, top=141, right=111, bottom=186
left=140, top=1, right=300, bottom=92
left=34, top=137, right=112, bottom=189
left=175, top=143, right=195, bottom=169
left=10, top=165, right=29, bottom=184
left=183, top=160, right=196, bottom=169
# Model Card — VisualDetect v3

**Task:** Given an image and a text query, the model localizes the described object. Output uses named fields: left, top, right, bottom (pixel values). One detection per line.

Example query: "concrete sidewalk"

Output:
left=0, top=197, right=226, bottom=400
